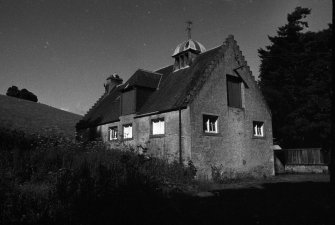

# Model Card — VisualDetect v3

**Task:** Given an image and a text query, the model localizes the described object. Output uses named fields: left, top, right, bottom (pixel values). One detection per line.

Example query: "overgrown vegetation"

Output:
left=0, top=128, right=196, bottom=225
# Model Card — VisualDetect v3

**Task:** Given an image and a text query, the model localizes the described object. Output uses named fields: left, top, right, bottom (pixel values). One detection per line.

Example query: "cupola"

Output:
left=172, top=21, right=206, bottom=71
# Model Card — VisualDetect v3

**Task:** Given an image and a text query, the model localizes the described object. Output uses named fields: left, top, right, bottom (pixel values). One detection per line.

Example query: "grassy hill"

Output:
left=0, top=94, right=82, bottom=138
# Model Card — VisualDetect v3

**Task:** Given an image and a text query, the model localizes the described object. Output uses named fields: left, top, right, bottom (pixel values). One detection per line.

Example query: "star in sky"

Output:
left=44, top=41, right=50, bottom=49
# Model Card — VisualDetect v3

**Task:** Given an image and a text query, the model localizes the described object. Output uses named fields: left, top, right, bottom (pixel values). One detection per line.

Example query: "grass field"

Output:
left=0, top=94, right=82, bottom=138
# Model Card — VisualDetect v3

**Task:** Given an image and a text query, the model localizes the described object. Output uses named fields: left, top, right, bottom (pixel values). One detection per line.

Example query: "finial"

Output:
left=186, top=21, right=192, bottom=40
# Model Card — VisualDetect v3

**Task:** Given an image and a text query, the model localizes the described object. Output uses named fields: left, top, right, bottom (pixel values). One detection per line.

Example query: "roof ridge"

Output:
left=154, top=64, right=173, bottom=73
left=201, top=44, right=223, bottom=53
left=138, top=68, right=163, bottom=76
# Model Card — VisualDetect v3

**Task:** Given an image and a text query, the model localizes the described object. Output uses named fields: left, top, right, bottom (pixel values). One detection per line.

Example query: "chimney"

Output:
left=104, top=73, right=123, bottom=94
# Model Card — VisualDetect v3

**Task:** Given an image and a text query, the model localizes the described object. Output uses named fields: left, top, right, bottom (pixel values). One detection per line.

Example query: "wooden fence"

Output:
left=284, top=148, right=330, bottom=165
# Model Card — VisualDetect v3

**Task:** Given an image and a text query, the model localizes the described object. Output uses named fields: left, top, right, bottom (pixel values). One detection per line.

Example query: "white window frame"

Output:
left=203, top=115, right=218, bottom=134
left=151, top=118, right=165, bottom=135
left=109, top=126, right=118, bottom=140
left=253, top=121, right=264, bottom=137
left=123, top=124, right=133, bottom=139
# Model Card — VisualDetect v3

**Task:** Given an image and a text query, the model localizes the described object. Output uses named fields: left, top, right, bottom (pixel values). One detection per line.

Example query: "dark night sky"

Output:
left=0, top=0, right=331, bottom=115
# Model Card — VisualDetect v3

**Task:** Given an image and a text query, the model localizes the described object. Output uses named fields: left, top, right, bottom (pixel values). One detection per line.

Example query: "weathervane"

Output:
left=186, top=20, right=193, bottom=40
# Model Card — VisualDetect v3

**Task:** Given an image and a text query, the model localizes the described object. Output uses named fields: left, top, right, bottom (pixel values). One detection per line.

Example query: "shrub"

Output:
left=0, top=129, right=196, bottom=224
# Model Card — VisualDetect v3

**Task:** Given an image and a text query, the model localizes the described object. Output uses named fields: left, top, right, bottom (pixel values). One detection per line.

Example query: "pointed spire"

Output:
left=186, top=20, right=192, bottom=40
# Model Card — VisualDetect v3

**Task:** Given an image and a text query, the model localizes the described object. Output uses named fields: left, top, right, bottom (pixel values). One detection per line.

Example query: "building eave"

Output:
left=134, top=106, right=187, bottom=119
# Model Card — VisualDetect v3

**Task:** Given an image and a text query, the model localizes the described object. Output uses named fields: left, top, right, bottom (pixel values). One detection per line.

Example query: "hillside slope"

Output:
left=0, top=94, right=82, bottom=138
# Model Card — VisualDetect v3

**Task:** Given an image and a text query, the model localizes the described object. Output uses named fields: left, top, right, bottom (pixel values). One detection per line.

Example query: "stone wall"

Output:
left=83, top=36, right=275, bottom=180
left=190, top=36, right=274, bottom=179
left=96, top=108, right=192, bottom=163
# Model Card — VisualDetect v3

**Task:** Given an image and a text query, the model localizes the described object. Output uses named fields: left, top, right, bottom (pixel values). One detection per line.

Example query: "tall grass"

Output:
left=0, top=128, right=196, bottom=225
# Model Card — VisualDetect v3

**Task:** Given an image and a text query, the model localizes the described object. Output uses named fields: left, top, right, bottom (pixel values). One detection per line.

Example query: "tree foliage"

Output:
left=6, top=86, right=38, bottom=102
left=258, top=7, right=332, bottom=148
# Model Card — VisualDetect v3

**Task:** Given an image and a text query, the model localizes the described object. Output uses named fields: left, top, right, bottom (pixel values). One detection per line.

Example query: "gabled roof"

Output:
left=77, top=43, right=225, bottom=129
left=138, top=46, right=223, bottom=115
left=76, top=85, right=123, bottom=129
left=123, top=69, right=162, bottom=91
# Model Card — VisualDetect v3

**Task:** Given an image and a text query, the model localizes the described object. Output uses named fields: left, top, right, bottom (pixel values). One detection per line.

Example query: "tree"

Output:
left=258, top=7, right=332, bottom=149
left=6, top=86, right=20, bottom=98
left=6, top=86, right=38, bottom=102
left=19, top=89, right=38, bottom=102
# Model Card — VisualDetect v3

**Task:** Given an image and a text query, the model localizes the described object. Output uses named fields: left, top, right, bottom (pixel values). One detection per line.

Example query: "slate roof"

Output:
left=76, top=85, right=123, bottom=129
left=138, top=46, right=223, bottom=115
left=123, top=69, right=162, bottom=91
left=77, top=44, right=224, bottom=129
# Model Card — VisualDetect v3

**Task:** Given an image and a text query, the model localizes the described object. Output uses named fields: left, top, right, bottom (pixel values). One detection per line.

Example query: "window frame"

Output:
left=122, top=123, right=133, bottom=140
left=253, top=121, right=264, bottom=138
left=108, top=126, right=118, bottom=141
left=150, top=117, right=165, bottom=137
left=226, top=75, right=243, bottom=109
left=203, top=114, right=219, bottom=135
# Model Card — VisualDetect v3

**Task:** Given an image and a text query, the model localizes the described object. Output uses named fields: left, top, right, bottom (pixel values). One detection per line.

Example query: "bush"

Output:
left=0, top=129, right=196, bottom=224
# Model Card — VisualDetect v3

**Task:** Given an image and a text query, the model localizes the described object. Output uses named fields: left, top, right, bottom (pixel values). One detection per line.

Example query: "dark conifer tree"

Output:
left=258, top=7, right=332, bottom=149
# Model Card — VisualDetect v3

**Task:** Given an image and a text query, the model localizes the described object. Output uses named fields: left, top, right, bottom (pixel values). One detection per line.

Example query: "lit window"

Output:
left=109, top=126, right=118, bottom=140
left=253, top=121, right=264, bottom=137
left=152, top=118, right=165, bottom=135
left=203, top=115, right=218, bottom=133
left=123, top=124, right=133, bottom=139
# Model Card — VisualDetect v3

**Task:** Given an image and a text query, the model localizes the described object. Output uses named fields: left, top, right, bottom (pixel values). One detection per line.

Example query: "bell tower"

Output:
left=172, top=21, right=206, bottom=71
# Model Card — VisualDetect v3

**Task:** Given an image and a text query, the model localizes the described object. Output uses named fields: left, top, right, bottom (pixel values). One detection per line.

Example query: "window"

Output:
left=123, top=124, right=133, bottom=139
left=109, top=126, right=118, bottom=140
left=151, top=118, right=165, bottom=135
left=121, top=90, right=135, bottom=115
left=203, top=115, right=218, bottom=133
left=174, top=57, right=180, bottom=70
left=253, top=121, right=264, bottom=137
left=227, top=75, right=242, bottom=108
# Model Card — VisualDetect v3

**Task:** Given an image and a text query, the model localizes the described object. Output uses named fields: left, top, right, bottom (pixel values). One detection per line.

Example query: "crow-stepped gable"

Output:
left=76, top=28, right=274, bottom=180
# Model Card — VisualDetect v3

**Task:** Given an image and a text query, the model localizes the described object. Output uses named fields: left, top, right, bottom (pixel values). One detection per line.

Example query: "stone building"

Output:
left=76, top=34, right=274, bottom=179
